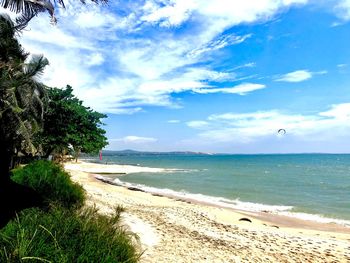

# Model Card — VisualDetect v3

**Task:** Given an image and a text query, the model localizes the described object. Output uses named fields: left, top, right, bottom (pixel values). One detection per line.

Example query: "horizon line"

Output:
left=101, top=150, right=350, bottom=155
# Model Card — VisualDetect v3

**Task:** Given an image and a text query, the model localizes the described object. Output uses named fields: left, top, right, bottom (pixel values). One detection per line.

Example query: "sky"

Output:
left=3, top=0, right=350, bottom=153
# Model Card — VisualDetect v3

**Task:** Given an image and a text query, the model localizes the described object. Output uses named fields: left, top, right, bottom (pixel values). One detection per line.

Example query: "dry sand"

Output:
left=64, top=162, right=350, bottom=263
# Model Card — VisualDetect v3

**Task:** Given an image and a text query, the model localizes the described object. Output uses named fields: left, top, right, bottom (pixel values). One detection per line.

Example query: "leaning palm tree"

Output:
left=0, top=14, right=48, bottom=183
left=0, top=0, right=107, bottom=28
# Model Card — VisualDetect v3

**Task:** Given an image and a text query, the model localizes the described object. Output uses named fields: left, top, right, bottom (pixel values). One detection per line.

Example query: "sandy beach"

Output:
left=64, top=162, right=350, bottom=263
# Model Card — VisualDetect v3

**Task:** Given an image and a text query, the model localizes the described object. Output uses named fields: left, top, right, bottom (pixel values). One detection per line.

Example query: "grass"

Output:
left=11, top=160, right=85, bottom=209
left=0, top=206, right=140, bottom=262
left=1, top=161, right=140, bottom=262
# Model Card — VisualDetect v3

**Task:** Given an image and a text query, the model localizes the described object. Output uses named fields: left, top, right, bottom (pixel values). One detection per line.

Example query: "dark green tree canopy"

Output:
left=40, top=85, right=108, bottom=160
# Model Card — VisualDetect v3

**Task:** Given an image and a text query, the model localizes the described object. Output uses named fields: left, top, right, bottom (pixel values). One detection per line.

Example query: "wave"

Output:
left=94, top=174, right=350, bottom=227
left=278, top=212, right=350, bottom=227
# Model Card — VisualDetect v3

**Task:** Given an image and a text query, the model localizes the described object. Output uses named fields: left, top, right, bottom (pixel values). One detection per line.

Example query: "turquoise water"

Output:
left=86, top=154, right=350, bottom=224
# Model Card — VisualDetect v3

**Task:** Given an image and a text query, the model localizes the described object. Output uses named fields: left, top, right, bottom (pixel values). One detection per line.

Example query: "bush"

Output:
left=11, top=161, right=85, bottom=209
left=0, top=205, right=140, bottom=262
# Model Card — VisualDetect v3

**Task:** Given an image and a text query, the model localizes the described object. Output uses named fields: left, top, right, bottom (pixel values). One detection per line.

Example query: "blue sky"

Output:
left=4, top=0, right=350, bottom=153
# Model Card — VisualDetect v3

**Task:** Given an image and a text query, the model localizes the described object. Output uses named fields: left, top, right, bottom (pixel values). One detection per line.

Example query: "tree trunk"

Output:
left=74, top=148, right=81, bottom=163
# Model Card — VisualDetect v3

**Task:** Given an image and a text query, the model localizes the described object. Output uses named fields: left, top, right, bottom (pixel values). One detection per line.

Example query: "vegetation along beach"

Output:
left=1, top=0, right=350, bottom=262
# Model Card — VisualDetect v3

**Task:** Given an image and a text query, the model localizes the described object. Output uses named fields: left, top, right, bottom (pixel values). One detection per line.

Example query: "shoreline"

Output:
left=64, top=161, right=350, bottom=262
left=94, top=173, right=350, bottom=235
left=67, top=161, right=350, bottom=231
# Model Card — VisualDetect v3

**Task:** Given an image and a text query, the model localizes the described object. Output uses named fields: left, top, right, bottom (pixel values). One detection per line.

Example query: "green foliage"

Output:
left=0, top=14, right=48, bottom=179
left=11, top=161, right=85, bottom=209
left=39, top=85, right=108, bottom=160
left=0, top=205, right=140, bottom=262
left=4, top=161, right=139, bottom=262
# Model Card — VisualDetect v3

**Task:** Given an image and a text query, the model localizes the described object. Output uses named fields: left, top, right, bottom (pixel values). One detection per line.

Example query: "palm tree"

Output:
left=0, top=14, right=48, bottom=183
left=0, top=0, right=107, bottom=28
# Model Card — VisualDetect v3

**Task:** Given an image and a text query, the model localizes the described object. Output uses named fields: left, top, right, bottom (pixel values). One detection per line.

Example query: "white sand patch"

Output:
left=122, top=213, right=159, bottom=248
left=65, top=161, right=167, bottom=174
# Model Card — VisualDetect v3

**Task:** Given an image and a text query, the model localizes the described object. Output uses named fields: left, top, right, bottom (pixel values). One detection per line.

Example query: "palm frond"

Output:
left=1, top=0, right=108, bottom=28
left=23, top=54, right=49, bottom=78
left=0, top=14, right=28, bottom=60
left=1, top=14, right=48, bottom=157
left=15, top=11, right=38, bottom=30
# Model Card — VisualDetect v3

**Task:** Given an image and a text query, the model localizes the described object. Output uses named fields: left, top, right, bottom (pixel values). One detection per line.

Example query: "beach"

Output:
left=64, top=162, right=350, bottom=262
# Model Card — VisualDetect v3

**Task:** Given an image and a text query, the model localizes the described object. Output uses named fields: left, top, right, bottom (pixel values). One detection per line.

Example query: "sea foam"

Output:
left=93, top=176, right=350, bottom=227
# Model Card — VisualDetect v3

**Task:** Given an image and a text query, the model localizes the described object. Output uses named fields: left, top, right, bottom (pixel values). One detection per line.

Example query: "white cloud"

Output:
left=319, top=103, right=350, bottom=120
left=22, top=44, right=95, bottom=90
left=233, top=62, right=257, bottom=70
left=86, top=53, right=104, bottom=66
left=111, top=136, right=158, bottom=143
left=22, top=25, right=92, bottom=50
left=74, top=10, right=118, bottom=29
left=283, top=0, right=308, bottom=4
left=208, top=111, right=280, bottom=121
left=188, top=33, right=252, bottom=58
left=195, top=83, right=266, bottom=95
left=275, top=70, right=327, bottom=82
left=16, top=0, right=308, bottom=114
left=168, top=120, right=180, bottom=123
left=334, top=0, right=350, bottom=20
left=141, top=0, right=196, bottom=27
left=102, top=107, right=143, bottom=115
left=186, top=121, right=209, bottom=128
left=141, top=0, right=307, bottom=29
left=337, top=63, right=347, bottom=67
left=275, top=70, right=313, bottom=82
left=186, top=103, right=350, bottom=143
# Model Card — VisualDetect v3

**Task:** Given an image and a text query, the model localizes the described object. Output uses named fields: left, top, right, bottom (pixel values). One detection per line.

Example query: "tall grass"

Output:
left=1, top=161, right=140, bottom=262
left=0, top=206, right=140, bottom=262
left=11, top=160, right=85, bottom=209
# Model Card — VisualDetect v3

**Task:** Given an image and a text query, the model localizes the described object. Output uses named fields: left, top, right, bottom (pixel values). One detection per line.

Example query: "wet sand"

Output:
left=65, top=162, right=350, bottom=263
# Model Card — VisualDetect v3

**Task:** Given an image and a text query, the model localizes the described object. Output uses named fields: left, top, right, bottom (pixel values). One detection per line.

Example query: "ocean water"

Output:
left=85, top=153, right=350, bottom=225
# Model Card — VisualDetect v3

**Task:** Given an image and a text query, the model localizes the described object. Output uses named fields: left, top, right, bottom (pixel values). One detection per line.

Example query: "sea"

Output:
left=84, top=153, right=350, bottom=226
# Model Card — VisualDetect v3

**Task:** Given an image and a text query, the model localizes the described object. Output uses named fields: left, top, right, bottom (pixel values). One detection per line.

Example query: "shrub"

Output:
left=11, top=161, right=85, bottom=209
left=0, top=206, right=140, bottom=262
